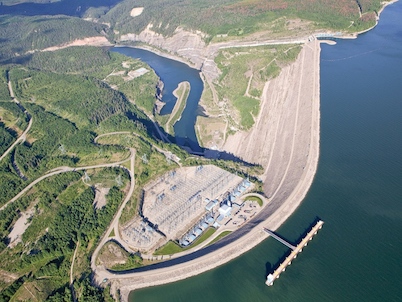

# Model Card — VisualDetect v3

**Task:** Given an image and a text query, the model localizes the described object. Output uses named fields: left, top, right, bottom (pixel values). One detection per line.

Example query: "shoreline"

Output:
left=94, top=3, right=396, bottom=300
left=338, top=0, right=399, bottom=38
left=98, top=40, right=321, bottom=302
left=114, top=44, right=200, bottom=71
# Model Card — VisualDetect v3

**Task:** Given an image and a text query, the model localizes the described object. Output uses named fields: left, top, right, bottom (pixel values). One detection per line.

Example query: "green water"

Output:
left=130, top=2, right=402, bottom=301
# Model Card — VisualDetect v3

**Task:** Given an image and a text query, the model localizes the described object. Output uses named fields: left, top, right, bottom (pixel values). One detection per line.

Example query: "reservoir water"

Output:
left=112, top=47, right=204, bottom=152
left=130, top=2, right=402, bottom=301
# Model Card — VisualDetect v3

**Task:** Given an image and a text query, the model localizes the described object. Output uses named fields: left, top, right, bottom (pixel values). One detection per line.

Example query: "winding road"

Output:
left=0, top=149, right=135, bottom=212
left=0, top=81, right=33, bottom=162
left=90, top=148, right=136, bottom=278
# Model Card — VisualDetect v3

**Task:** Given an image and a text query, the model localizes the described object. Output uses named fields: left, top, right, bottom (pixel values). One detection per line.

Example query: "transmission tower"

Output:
left=83, top=171, right=91, bottom=182
left=115, top=175, right=123, bottom=187
left=142, top=154, right=149, bottom=164
left=58, top=144, right=66, bottom=155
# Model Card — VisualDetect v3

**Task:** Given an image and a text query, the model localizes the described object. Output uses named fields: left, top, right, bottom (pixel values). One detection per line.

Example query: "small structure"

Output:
left=217, top=214, right=224, bottom=222
left=182, top=240, right=190, bottom=246
left=207, top=216, right=215, bottom=225
left=195, top=228, right=203, bottom=236
left=205, top=200, right=216, bottom=211
left=219, top=204, right=232, bottom=217
left=188, top=234, right=197, bottom=243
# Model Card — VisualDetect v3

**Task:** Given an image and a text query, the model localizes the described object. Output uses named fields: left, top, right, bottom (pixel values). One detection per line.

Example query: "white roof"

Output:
left=219, top=204, right=231, bottom=216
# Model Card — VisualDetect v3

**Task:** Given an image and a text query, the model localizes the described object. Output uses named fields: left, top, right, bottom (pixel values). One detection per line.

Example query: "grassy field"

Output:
left=214, top=44, right=301, bottom=130
left=208, top=231, right=232, bottom=246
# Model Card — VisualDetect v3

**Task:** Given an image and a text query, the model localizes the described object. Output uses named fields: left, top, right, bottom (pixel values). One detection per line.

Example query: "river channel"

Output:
left=130, top=2, right=402, bottom=301
left=112, top=47, right=204, bottom=152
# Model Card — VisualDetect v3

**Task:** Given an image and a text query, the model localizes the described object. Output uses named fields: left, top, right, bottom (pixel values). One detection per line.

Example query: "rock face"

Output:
left=119, top=24, right=220, bottom=80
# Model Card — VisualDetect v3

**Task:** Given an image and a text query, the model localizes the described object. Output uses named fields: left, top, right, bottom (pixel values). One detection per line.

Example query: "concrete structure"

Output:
left=266, top=220, right=324, bottom=286
left=205, top=200, right=216, bottom=211
left=219, top=204, right=232, bottom=217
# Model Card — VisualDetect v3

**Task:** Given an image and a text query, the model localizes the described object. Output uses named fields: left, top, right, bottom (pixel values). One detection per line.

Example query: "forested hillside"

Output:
left=0, top=15, right=110, bottom=61
left=0, top=0, right=387, bottom=61
left=25, top=47, right=158, bottom=114
left=100, top=0, right=383, bottom=38
left=0, top=46, right=163, bottom=301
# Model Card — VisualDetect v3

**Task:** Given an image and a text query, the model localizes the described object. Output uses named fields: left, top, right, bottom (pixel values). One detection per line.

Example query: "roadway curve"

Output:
left=90, top=149, right=136, bottom=276
left=0, top=116, right=33, bottom=162
left=0, top=81, right=33, bottom=162
left=0, top=149, right=135, bottom=212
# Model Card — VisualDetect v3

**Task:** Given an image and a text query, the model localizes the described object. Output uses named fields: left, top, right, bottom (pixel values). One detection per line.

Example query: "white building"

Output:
left=219, top=204, right=232, bottom=217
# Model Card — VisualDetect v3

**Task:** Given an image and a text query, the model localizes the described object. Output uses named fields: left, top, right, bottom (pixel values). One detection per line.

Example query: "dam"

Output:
left=264, top=220, right=324, bottom=286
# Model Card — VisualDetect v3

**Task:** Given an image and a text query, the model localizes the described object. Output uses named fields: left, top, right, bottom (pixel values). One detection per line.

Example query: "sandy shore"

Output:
left=94, top=39, right=321, bottom=301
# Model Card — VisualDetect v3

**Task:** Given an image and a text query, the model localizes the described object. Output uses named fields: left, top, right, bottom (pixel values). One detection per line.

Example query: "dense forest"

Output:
left=0, top=101, right=28, bottom=152
left=25, top=47, right=159, bottom=115
left=0, top=46, right=160, bottom=207
left=0, top=67, right=11, bottom=100
left=0, top=14, right=110, bottom=61
left=0, top=170, right=125, bottom=301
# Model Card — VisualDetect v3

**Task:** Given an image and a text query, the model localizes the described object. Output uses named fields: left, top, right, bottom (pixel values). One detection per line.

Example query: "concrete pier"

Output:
left=266, top=220, right=324, bottom=286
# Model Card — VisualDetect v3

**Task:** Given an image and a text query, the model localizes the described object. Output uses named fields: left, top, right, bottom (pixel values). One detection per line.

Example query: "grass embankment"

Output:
left=245, top=196, right=263, bottom=207
left=164, top=81, right=190, bottom=135
left=214, top=45, right=301, bottom=130
left=208, top=231, right=232, bottom=246
left=154, top=227, right=216, bottom=256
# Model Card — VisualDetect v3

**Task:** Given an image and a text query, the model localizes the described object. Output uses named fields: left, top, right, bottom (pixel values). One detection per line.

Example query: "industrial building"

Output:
left=121, top=165, right=253, bottom=252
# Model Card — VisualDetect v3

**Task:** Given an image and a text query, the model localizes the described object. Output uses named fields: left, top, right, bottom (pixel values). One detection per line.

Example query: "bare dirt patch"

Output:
left=8, top=206, right=36, bottom=248
left=196, top=116, right=226, bottom=149
left=93, top=185, right=110, bottom=209
left=98, top=242, right=129, bottom=268
left=130, top=7, right=144, bottom=17
left=41, top=36, right=112, bottom=52
left=127, top=67, right=149, bottom=79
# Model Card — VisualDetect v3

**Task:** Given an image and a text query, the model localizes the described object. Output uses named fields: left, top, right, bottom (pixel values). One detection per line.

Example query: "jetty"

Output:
left=264, top=220, right=324, bottom=286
